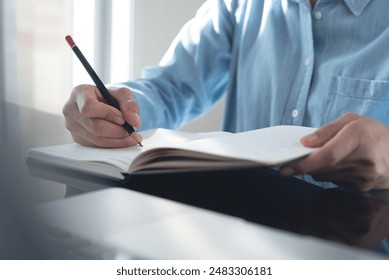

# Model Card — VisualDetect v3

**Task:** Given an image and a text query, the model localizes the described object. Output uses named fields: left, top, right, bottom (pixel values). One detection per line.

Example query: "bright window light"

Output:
left=72, top=0, right=95, bottom=86
left=110, top=0, right=133, bottom=83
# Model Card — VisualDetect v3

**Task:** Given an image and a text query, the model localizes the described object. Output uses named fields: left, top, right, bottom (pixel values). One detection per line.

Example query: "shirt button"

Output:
left=314, top=11, right=322, bottom=20
left=304, top=58, right=311, bottom=66
left=291, top=109, right=299, bottom=118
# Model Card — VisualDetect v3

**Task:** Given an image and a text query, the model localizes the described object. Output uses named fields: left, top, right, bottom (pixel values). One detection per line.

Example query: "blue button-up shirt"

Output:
left=122, top=0, right=389, bottom=132
left=119, top=3, right=389, bottom=253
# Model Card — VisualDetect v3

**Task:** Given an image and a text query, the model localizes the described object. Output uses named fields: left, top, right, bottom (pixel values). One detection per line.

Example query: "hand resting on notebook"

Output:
left=280, top=113, right=389, bottom=192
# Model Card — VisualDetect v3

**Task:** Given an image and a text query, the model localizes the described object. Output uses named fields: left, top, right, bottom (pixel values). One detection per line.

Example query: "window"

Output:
left=15, top=0, right=73, bottom=114
left=4, top=0, right=219, bottom=132
left=1, top=0, right=18, bottom=102
left=9, top=0, right=133, bottom=115
left=72, top=0, right=132, bottom=85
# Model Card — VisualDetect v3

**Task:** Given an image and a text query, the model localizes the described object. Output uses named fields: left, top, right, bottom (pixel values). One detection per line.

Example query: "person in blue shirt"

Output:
left=63, top=0, right=389, bottom=192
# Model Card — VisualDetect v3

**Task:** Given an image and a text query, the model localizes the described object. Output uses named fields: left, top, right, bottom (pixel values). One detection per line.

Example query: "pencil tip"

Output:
left=138, top=142, right=143, bottom=147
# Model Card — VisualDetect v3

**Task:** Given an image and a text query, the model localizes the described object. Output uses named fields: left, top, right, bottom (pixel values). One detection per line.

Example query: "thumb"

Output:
left=301, top=113, right=361, bottom=147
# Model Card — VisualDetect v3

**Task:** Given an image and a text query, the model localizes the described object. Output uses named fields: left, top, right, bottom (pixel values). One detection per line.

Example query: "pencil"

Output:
left=65, top=35, right=142, bottom=147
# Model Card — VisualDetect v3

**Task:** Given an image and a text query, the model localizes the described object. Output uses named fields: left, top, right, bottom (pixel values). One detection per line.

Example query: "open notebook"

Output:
left=27, top=125, right=316, bottom=180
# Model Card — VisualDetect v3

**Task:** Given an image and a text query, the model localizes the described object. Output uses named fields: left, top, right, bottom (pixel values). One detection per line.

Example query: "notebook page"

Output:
left=168, top=125, right=317, bottom=165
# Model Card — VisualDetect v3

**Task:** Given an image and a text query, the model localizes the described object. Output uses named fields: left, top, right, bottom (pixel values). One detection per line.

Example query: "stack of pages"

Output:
left=27, top=125, right=316, bottom=180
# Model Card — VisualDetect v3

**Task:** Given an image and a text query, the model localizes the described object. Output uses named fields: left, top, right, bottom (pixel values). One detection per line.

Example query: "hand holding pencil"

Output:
left=63, top=35, right=143, bottom=148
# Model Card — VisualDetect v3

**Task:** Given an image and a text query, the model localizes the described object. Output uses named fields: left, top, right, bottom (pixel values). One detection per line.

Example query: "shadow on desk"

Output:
left=27, top=159, right=389, bottom=256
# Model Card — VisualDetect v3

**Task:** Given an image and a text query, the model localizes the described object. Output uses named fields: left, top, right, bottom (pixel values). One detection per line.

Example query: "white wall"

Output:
left=5, top=0, right=72, bottom=113
left=132, top=0, right=225, bottom=132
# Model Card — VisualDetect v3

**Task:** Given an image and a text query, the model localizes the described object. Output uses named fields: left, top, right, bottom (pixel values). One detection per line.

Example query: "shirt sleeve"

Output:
left=116, top=0, right=238, bottom=130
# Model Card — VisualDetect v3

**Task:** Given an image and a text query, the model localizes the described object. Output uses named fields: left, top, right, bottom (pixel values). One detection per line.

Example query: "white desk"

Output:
left=35, top=188, right=387, bottom=260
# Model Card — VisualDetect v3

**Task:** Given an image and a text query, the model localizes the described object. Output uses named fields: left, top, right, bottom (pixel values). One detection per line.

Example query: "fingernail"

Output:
left=280, top=167, right=295, bottom=176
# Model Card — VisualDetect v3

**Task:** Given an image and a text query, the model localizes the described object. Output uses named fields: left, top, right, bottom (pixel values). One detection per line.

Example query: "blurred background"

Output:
left=0, top=0, right=224, bottom=259
left=0, top=0, right=224, bottom=132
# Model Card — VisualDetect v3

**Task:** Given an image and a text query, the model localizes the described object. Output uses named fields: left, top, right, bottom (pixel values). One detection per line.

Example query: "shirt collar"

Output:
left=290, top=0, right=372, bottom=16
left=343, top=0, right=371, bottom=16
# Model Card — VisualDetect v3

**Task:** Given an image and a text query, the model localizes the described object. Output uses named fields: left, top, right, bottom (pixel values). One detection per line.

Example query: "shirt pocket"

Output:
left=325, top=75, right=389, bottom=125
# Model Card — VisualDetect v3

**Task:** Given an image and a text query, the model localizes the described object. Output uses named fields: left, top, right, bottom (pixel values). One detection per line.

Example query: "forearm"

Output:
left=110, top=0, right=237, bottom=130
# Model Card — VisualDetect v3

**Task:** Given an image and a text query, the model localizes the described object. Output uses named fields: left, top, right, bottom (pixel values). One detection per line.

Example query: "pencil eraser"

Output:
left=65, top=35, right=76, bottom=48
